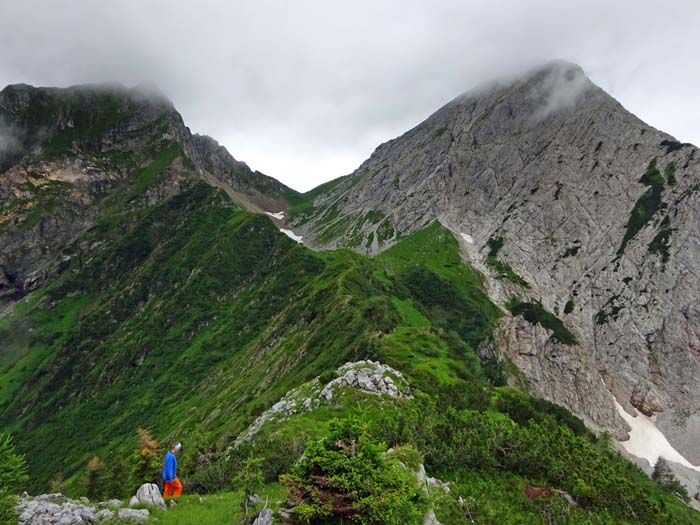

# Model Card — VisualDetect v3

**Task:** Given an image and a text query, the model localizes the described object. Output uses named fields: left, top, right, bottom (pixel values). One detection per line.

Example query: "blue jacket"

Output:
left=162, top=451, right=177, bottom=482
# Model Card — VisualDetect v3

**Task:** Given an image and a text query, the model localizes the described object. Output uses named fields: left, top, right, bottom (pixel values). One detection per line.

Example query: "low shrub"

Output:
left=0, top=433, right=28, bottom=525
left=281, top=418, right=428, bottom=525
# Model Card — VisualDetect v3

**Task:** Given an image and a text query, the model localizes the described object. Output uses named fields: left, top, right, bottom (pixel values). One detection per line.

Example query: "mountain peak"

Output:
left=448, top=59, right=599, bottom=128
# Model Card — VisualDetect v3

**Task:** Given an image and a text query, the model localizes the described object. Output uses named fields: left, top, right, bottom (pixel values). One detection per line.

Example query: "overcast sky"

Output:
left=1, top=1, right=699, bottom=191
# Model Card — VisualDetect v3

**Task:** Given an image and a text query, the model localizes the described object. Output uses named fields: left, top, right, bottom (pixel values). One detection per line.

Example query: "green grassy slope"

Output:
left=0, top=167, right=497, bottom=493
left=1, top=97, right=697, bottom=522
left=1, top=194, right=697, bottom=522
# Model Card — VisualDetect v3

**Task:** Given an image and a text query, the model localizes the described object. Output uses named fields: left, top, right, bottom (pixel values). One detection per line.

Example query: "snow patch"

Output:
left=614, top=398, right=700, bottom=472
left=460, top=232, right=474, bottom=244
left=265, top=211, right=285, bottom=220
left=280, top=228, right=303, bottom=243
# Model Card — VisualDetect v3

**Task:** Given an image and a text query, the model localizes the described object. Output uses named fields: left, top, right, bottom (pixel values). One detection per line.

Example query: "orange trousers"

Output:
left=163, top=477, right=182, bottom=498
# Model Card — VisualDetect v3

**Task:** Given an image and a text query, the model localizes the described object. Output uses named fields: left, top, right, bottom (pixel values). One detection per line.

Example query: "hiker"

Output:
left=162, top=441, right=182, bottom=498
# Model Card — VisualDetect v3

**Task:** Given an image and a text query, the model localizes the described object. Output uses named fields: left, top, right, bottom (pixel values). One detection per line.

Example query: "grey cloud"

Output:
left=1, top=1, right=699, bottom=190
left=0, top=118, right=22, bottom=155
left=529, top=62, right=592, bottom=123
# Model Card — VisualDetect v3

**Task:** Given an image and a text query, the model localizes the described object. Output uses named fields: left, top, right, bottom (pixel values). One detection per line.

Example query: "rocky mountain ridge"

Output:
left=0, top=82, right=289, bottom=301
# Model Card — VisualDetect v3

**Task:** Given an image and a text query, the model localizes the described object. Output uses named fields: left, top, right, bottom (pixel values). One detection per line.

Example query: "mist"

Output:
left=0, top=118, right=22, bottom=156
left=1, top=1, right=699, bottom=191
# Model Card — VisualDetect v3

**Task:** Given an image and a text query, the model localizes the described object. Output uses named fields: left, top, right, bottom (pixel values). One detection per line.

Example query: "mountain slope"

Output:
left=2, top=73, right=700, bottom=523
left=0, top=83, right=288, bottom=302
left=3, top=191, right=698, bottom=522
left=287, top=61, right=700, bottom=472
left=0, top=183, right=500, bottom=493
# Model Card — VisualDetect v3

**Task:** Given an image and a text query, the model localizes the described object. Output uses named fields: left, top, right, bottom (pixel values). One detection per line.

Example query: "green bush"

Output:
left=507, top=298, right=577, bottom=345
left=127, top=429, right=163, bottom=494
left=232, top=456, right=265, bottom=518
left=486, top=237, right=504, bottom=257
left=652, top=458, right=689, bottom=503
left=665, top=161, right=677, bottom=186
left=281, top=418, right=428, bottom=524
left=618, top=159, right=665, bottom=256
left=0, top=433, right=28, bottom=525
left=486, top=257, right=530, bottom=287
left=495, top=388, right=588, bottom=436
left=85, top=455, right=110, bottom=501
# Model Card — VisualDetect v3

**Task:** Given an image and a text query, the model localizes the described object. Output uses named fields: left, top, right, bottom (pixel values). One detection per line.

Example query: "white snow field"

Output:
left=265, top=211, right=285, bottom=220
left=614, top=398, right=700, bottom=472
left=280, top=228, right=303, bottom=243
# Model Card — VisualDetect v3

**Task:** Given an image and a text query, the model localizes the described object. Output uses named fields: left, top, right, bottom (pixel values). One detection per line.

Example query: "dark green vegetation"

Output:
left=652, top=458, right=690, bottom=504
left=486, top=258, right=530, bottom=287
left=595, top=294, right=624, bottom=326
left=485, top=237, right=530, bottom=287
left=648, top=216, right=674, bottom=265
left=618, top=159, right=666, bottom=256
left=665, top=161, right=678, bottom=186
left=0, top=433, right=28, bottom=525
left=564, top=297, right=575, bottom=315
left=281, top=419, right=428, bottom=524
left=508, top=298, right=578, bottom=346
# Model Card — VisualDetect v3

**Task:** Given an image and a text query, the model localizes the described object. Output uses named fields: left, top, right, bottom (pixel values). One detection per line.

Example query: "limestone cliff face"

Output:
left=292, top=61, right=700, bottom=463
left=0, top=83, right=288, bottom=300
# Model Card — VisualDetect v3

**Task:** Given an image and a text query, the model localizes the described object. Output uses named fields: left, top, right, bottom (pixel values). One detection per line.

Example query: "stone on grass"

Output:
left=133, top=483, right=166, bottom=509
left=117, top=507, right=150, bottom=522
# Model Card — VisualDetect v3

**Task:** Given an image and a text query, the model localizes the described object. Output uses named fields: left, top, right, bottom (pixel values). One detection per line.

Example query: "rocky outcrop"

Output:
left=15, top=492, right=148, bottom=524
left=292, top=61, right=700, bottom=468
left=235, top=360, right=411, bottom=445
left=320, top=360, right=412, bottom=401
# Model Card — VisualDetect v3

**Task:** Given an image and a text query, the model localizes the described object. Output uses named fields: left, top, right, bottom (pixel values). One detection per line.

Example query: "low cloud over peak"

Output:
left=1, top=1, right=699, bottom=191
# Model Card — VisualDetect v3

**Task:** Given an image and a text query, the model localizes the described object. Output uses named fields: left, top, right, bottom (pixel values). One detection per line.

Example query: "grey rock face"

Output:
left=294, top=61, right=700, bottom=465
left=94, top=509, right=113, bottom=521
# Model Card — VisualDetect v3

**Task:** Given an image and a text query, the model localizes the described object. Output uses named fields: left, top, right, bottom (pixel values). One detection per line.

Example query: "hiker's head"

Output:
left=171, top=441, right=182, bottom=454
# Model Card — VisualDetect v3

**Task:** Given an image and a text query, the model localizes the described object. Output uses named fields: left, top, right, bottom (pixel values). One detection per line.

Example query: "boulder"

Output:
left=131, top=483, right=166, bottom=509
left=95, top=499, right=122, bottom=509
left=96, top=509, right=114, bottom=521
left=117, top=508, right=150, bottom=522
left=251, top=508, right=274, bottom=525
